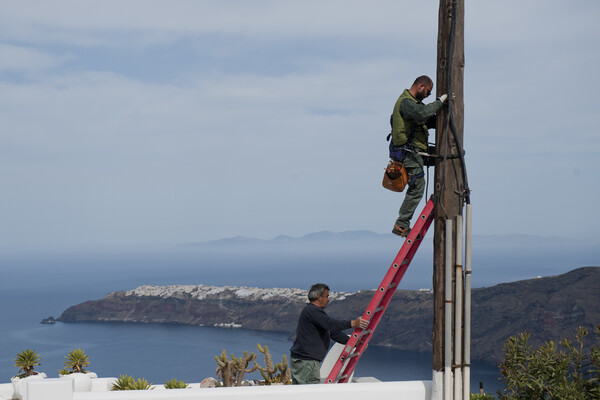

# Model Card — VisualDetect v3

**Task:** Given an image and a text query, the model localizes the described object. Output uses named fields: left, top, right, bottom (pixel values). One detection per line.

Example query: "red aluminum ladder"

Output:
left=324, top=198, right=435, bottom=383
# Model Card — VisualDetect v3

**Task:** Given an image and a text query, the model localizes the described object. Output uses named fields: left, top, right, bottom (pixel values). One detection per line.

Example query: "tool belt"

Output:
left=382, top=160, right=409, bottom=192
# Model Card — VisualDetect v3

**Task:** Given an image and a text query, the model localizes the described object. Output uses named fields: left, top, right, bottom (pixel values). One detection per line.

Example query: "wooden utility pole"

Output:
left=433, top=0, right=465, bottom=397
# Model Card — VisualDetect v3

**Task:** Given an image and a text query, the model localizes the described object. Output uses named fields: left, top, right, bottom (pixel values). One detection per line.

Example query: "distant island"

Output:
left=40, top=316, right=56, bottom=324
left=58, top=267, right=600, bottom=364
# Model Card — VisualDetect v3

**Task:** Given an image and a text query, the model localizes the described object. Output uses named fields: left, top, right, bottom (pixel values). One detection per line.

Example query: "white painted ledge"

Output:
left=2, top=379, right=431, bottom=400
left=0, top=383, right=13, bottom=400
left=24, top=378, right=74, bottom=400
left=76, top=380, right=431, bottom=400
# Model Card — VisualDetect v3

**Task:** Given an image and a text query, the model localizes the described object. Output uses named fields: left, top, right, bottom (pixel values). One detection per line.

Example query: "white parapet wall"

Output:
left=77, top=381, right=431, bottom=400
left=0, top=380, right=431, bottom=400
left=0, top=383, right=13, bottom=400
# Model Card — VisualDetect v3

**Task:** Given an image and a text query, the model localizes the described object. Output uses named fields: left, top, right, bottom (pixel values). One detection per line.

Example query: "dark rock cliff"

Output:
left=58, top=267, right=600, bottom=364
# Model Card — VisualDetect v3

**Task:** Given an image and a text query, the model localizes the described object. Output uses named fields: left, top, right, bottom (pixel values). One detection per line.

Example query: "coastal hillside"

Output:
left=58, top=267, right=600, bottom=364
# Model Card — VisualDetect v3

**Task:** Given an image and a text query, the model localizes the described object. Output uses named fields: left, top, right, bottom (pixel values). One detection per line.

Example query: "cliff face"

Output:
left=58, top=267, right=600, bottom=364
left=58, top=285, right=322, bottom=332
left=469, top=266, right=600, bottom=362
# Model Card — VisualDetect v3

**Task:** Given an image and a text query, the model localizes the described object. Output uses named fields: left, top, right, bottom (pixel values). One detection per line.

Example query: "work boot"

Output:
left=392, top=225, right=410, bottom=238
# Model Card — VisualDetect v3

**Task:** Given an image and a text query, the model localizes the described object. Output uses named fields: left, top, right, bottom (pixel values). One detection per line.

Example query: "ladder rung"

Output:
left=378, top=283, right=397, bottom=294
left=373, top=306, right=384, bottom=313
left=359, top=329, right=372, bottom=338
left=347, top=351, right=360, bottom=359
left=352, top=329, right=372, bottom=340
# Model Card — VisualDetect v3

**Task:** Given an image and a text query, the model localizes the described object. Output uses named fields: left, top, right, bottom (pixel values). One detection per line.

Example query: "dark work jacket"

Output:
left=290, top=303, right=352, bottom=362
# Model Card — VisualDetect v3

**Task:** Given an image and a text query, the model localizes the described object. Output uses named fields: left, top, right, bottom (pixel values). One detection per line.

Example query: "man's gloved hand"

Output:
left=438, top=94, right=448, bottom=103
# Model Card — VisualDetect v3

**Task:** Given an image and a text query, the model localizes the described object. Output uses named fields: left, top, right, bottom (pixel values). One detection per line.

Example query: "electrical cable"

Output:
left=425, top=166, right=429, bottom=201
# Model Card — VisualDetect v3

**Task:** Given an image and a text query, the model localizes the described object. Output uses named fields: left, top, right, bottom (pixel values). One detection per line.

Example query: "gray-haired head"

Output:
left=308, top=283, right=330, bottom=301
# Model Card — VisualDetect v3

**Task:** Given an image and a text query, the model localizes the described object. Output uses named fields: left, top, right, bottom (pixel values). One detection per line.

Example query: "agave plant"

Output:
left=59, top=348, right=90, bottom=375
left=112, top=374, right=135, bottom=390
left=164, top=378, right=189, bottom=389
left=14, top=349, right=41, bottom=378
left=111, top=374, right=153, bottom=390
left=130, top=377, right=153, bottom=390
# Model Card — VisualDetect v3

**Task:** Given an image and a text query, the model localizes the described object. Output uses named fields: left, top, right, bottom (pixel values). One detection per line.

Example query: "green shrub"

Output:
left=471, top=393, right=495, bottom=400
left=497, top=325, right=599, bottom=400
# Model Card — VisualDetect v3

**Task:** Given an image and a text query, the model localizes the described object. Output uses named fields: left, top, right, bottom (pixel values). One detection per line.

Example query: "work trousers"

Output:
left=395, top=151, right=425, bottom=229
left=290, top=357, right=321, bottom=384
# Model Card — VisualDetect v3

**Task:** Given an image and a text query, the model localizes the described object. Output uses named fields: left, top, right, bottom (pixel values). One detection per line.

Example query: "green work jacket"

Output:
left=391, top=89, right=443, bottom=151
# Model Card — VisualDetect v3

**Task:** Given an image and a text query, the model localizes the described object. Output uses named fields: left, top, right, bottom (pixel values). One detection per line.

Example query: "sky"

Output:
left=1, top=1, right=599, bottom=252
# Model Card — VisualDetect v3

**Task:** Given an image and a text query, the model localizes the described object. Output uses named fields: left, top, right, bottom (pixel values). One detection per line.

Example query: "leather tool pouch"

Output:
left=382, top=160, right=409, bottom=192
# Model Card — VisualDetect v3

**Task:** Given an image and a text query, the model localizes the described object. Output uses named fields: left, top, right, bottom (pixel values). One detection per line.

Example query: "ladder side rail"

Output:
left=334, top=209, right=434, bottom=382
left=376, top=202, right=434, bottom=312
left=329, top=219, right=431, bottom=374
left=358, top=199, right=434, bottom=330
left=326, top=252, right=414, bottom=383
left=326, top=262, right=407, bottom=383
left=331, top=264, right=434, bottom=381
left=330, top=279, right=397, bottom=366
left=336, top=255, right=424, bottom=381
left=335, top=333, right=371, bottom=382
left=324, top=335, right=360, bottom=383
left=325, top=199, right=435, bottom=383
left=360, top=259, right=415, bottom=336
left=356, top=198, right=435, bottom=327
left=367, top=198, right=434, bottom=311
left=370, top=212, right=433, bottom=318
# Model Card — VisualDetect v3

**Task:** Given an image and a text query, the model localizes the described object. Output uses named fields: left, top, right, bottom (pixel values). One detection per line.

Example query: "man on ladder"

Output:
left=390, top=75, right=447, bottom=237
left=289, top=283, right=369, bottom=384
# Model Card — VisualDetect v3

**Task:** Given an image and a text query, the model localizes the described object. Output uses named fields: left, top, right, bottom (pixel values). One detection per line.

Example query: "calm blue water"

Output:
left=1, top=320, right=500, bottom=389
left=3, top=246, right=595, bottom=394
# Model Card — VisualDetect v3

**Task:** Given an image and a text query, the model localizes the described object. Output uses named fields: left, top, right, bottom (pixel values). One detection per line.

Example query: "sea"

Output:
left=1, top=243, right=598, bottom=394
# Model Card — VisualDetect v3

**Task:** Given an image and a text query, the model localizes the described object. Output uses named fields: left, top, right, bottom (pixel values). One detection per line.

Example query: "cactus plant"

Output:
left=214, top=350, right=258, bottom=387
left=254, top=343, right=291, bottom=385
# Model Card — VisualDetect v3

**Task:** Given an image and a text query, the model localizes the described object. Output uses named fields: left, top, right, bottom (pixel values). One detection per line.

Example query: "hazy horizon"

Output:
left=2, top=229, right=598, bottom=256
